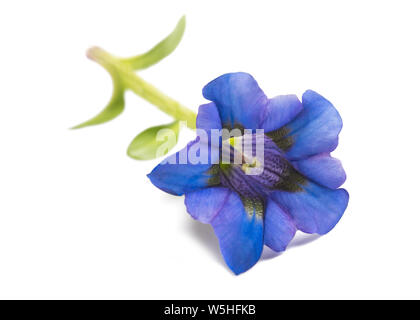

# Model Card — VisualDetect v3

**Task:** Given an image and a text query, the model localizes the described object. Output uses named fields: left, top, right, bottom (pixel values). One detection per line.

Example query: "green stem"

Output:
left=87, top=47, right=197, bottom=129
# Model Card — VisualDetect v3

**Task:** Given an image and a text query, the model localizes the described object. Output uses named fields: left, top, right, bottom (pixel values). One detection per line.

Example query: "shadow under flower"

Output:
left=261, top=232, right=321, bottom=260
left=185, top=213, right=321, bottom=265
left=288, top=232, right=321, bottom=248
left=184, top=217, right=228, bottom=269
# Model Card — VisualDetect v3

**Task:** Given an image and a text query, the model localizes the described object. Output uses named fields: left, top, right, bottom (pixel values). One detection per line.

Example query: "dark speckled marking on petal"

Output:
left=265, top=126, right=294, bottom=151
left=206, top=164, right=221, bottom=186
left=223, top=122, right=245, bottom=131
left=241, top=197, right=264, bottom=218
left=273, top=163, right=307, bottom=192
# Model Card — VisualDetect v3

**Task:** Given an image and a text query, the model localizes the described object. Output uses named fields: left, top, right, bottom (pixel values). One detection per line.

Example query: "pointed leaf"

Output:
left=127, top=121, right=180, bottom=160
left=122, top=16, right=186, bottom=70
left=72, top=73, right=125, bottom=129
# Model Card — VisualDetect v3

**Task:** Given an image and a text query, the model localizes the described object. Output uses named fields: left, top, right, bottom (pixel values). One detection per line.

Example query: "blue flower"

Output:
left=148, top=72, right=349, bottom=275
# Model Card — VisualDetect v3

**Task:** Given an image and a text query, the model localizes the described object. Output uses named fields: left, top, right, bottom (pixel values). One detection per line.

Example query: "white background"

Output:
left=1, top=0, right=419, bottom=299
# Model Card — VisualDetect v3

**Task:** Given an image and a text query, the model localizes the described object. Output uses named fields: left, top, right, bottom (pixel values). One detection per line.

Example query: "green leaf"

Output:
left=127, top=121, right=180, bottom=160
left=121, top=16, right=186, bottom=70
left=71, top=72, right=125, bottom=129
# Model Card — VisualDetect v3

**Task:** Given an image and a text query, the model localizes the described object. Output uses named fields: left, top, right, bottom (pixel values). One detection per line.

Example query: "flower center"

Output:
left=214, top=134, right=307, bottom=217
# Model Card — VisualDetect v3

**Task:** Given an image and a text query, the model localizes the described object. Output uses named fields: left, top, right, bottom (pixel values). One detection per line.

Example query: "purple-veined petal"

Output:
left=210, top=191, right=264, bottom=275
left=196, top=102, right=222, bottom=134
left=260, top=95, right=303, bottom=132
left=264, top=198, right=296, bottom=252
left=283, top=90, right=343, bottom=160
left=184, top=187, right=230, bottom=223
left=147, top=138, right=219, bottom=196
left=202, top=72, right=268, bottom=129
left=292, top=153, right=346, bottom=189
left=272, top=181, right=349, bottom=235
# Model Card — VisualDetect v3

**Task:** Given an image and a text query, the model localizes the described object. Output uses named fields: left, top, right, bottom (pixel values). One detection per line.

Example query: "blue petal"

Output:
left=184, top=187, right=230, bottom=223
left=264, top=198, right=296, bottom=252
left=210, top=191, right=264, bottom=275
left=284, top=90, right=343, bottom=160
left=196, top=102, right=222, bottom=134
left=202, top=72, right=268, bottom=129
left=147, top=138, right=219, bottom=196
left=272, top=181, right=349, bottom=234
left=292, top=153, right=346, bottom=189
left=260, top=95, right=303, bottom=132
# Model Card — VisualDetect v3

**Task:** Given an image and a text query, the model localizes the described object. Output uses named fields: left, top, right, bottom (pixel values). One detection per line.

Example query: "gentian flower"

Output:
left=148, top=72, right=349, bottom=275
